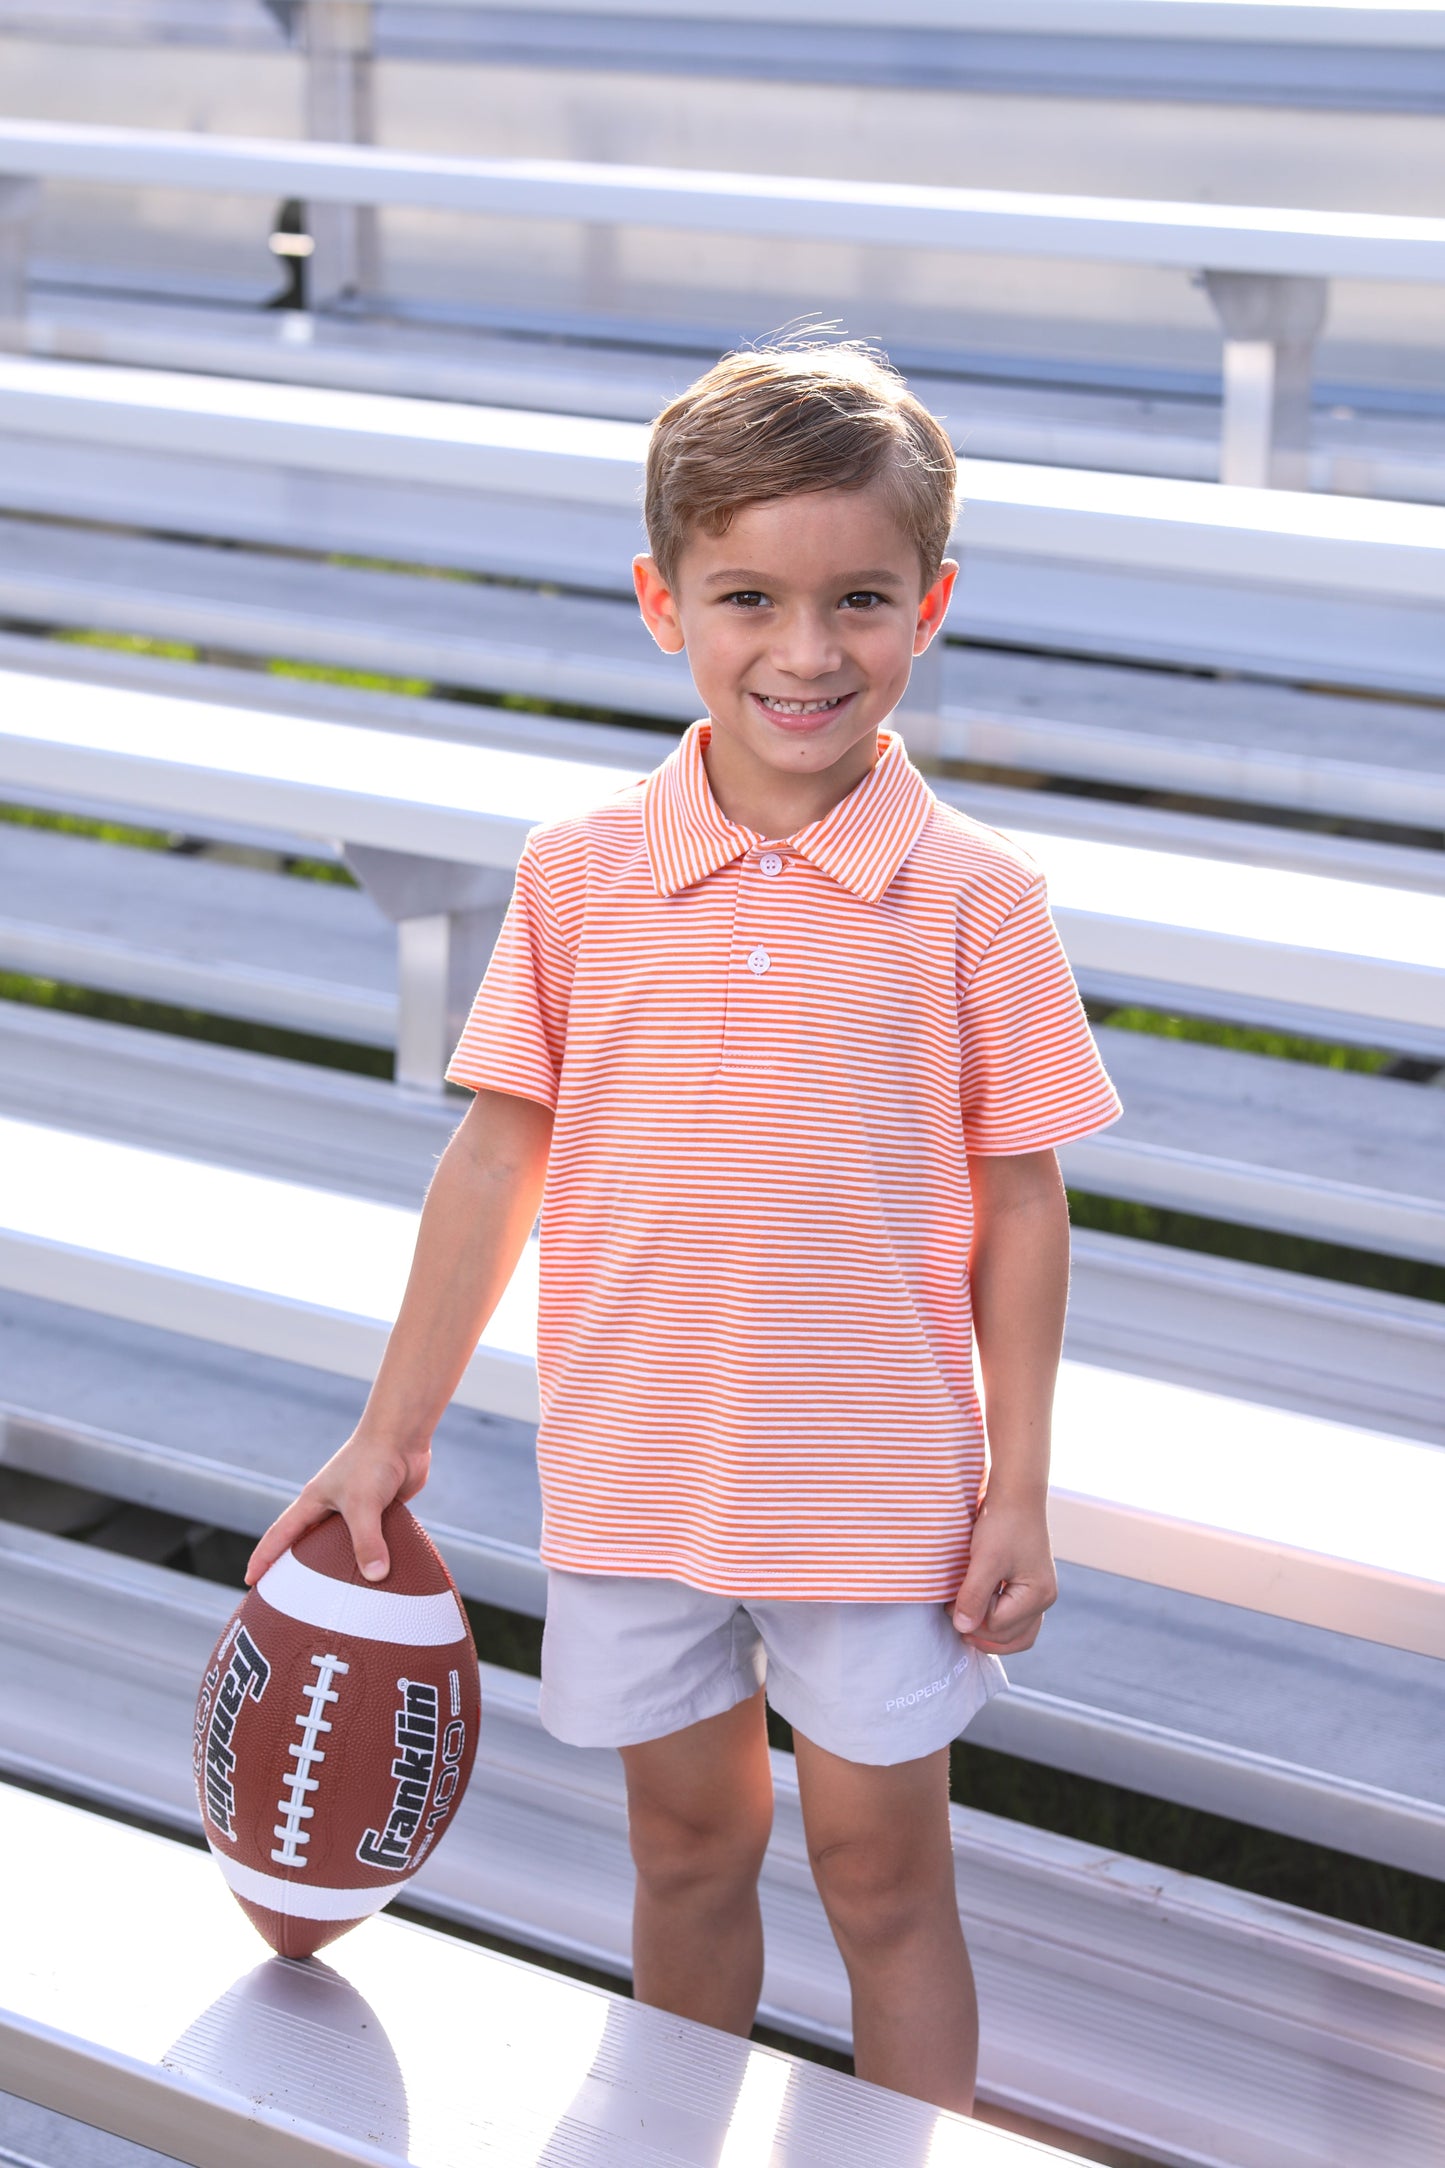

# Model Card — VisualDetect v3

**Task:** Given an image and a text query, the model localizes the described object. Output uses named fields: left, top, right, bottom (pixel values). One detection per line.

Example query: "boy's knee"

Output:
left=628, top=1791, right=770, bottom=1900
left=808, top=1833, right=945, bottom=1955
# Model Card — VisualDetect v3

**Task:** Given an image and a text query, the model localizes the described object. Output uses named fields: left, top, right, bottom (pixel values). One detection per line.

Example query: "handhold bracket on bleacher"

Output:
left=1201, top=269, right=1329, bottom=490
left=344, top=843, right=512, bottom=1091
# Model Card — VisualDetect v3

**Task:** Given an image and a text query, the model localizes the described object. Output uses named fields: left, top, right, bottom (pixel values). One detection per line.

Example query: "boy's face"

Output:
left=634, top=483, right=957, bottom=805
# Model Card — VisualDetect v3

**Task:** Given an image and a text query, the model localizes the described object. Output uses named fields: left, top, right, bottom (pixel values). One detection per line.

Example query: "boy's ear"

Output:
left=913, top=558, right=959, bottom=657
left=633, top=554, right=686, bottom=654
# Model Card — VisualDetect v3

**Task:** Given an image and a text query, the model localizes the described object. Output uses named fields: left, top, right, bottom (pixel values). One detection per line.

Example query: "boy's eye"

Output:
left=723, top=591, right=769, bottom=609
left=840, top=591, right=888, bottom=610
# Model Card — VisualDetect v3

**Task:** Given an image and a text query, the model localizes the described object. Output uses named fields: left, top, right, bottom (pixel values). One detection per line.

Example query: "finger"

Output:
left=968, top=1619, right=1043, bottom=1656
left=951, top=1574, right=1003, bottom=1634
left=344, top=1498, right=391, bottom=1583
left=982, top=1580, right=1052, bottom=1635
left=244, top=1491, right=332, bottom=1586
left=956, top=1580, right=1048, bottom=1645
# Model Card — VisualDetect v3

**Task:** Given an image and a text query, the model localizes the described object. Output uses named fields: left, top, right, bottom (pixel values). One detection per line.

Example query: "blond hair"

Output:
left=643, top=339, right=959, bottom=589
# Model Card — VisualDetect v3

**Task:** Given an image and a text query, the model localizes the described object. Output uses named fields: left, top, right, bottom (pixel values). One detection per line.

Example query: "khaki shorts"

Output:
left=539, top=1569, right=1009, bottom=1768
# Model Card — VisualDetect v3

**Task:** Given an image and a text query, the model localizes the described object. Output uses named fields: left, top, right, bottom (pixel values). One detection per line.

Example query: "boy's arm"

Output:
left=953, top=1147, right=1070, bottom=1652
left=244, top=1087, right=552, bottom=1588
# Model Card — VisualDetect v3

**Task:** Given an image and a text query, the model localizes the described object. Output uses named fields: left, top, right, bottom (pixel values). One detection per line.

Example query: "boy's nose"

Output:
left=770, top=615, right=844, bottom=680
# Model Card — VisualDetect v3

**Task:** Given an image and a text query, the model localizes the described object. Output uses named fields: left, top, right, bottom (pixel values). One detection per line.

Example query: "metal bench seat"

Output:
left=23, top=292, right=1445, bottom=506
left=4, top=670, right=1443, bottom=1067
left=0, top=1772, right=1017, bottom=2168
left=9, top=0, right=1445, bottom=116
left=0, top=819, right=399, bottom=1048
left=3, top=1000, right=1438, bottom=1441
left=1, top=357, right=1442, bottom=691
left=1070, top=1025, right=1445, bottom=1268
left=6, top=958, right=1445, bottom=1282
left=5, top=810, right=1445, bottom=1274
left=1, top=1282, right=1440, bottom=1874
left=5, top=116, right=1445, bottom=493
left=2, top=1109, right=1439, bottom=1653
left=1, top=1533, right=1440, bottom=2168
left=3, top=512, right=1443, bottom=832
left=944, top=642, right=1445, bottom=832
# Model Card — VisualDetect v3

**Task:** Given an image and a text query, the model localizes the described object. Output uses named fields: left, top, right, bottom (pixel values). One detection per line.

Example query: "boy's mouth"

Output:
left=750, top=691, right=854, bottom=724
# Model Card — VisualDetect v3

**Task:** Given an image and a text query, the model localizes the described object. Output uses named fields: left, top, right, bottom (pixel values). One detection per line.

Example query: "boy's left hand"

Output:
left=951, top=1494, right=1058, bottom=1655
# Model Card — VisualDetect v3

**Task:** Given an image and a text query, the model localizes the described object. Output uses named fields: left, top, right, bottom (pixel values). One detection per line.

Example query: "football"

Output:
left=193, top=1503, right=481, bottom=1959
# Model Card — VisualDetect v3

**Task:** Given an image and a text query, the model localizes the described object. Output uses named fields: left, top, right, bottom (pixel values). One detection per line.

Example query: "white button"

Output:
left=747, top=946, right=771, bottom=976
left=759, top=852, right=783, bottom=878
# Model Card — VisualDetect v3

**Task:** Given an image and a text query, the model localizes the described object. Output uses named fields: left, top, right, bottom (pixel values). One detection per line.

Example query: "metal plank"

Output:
left=941, top=644, right=1445, bottom=830
left=0, top=1796, right=1008, bottom=2168
left=0, top=512, right=697, bottom=723
left=2, top=600, right=1441, bottom=837
left=10, top=0, right=1445, bottom=53
left=4, top=673, right=1442, bottom=1043
left=3, top=121, right=1445, bottom=283
left=379, top=1, right=1445, bottom=49
left=1, top=1542, right=1441, bottom=2168
left=5, top=521, right=1445, bottom=847
left=0, top=822, right=397, bottom=1045
left=0, top=1113, right=1439, bottom=1651
left=3, top=996, right=1441, bottom=1431
left=2, top=1293, right=1441, bottom=1869
left=22, top=296, right=1445, bottom=500
left=6, top=987, right=1443, bottom=1272
left=2, top=360, right=1444, bottom=601
left=2, top=427, right=1438, bottom=691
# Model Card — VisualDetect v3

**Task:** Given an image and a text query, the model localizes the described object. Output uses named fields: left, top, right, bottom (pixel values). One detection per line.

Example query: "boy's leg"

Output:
left=793, top=1732, right=977, bottom=2114
left=620, top=1686, right=774, bottom=2037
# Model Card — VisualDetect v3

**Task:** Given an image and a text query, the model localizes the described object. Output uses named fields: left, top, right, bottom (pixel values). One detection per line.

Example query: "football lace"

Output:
left=271, top=1651, right=349, bottom=1868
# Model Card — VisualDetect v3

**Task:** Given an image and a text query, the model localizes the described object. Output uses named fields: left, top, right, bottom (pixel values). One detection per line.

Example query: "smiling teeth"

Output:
left=758, top=696, right=844, bottom=715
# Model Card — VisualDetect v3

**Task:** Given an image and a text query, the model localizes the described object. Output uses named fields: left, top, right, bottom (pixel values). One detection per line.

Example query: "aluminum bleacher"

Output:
left=10, top=0, right=1445, bottom=108
left=1, top=357, right=1441, bottom=703
left=5, top=664, right=1445, bottom=1075
left=0, top=110, right=1442, bottom=2163
left=6, top=1097, right=1441, bottom=1651
left=3, top=123, right=1444, bottom=486
left=4, top=1781, right=1057, bottom=2168
left=1, top=1576, right=1441, bottom=2168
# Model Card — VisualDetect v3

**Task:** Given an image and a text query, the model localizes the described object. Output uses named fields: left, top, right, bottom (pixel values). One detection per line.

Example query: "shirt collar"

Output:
left=642, top=719, right=935, bottom=905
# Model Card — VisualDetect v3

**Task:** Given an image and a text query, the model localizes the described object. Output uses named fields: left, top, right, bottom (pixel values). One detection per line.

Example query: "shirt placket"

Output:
left=721, top=842, right=788, bottom=1068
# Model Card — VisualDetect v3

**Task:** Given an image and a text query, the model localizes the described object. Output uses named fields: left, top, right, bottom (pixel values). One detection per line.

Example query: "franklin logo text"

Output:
left=198, top=1625, right=271, bottom=1840
left=358, top=1674, right=466, bottom=1872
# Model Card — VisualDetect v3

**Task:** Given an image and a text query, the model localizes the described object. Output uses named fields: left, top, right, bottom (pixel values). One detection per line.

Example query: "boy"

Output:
left=246, top=341, right=1122, bottom=2115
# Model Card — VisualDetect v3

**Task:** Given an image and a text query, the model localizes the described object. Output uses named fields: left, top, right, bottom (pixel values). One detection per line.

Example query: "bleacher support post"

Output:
left=0, top=180, right=37, bottom=351
left=303, top=0, right=378, bottom=310
left=1202, top=270, right=1329, bottom=491
left=343, top=845, right=513, bottom=1091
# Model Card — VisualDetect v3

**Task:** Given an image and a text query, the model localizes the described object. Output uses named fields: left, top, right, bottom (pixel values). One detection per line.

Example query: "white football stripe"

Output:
left=256, top=1548, right=465, bottom=1646
left=209, top=1846, right=399, bottom=1921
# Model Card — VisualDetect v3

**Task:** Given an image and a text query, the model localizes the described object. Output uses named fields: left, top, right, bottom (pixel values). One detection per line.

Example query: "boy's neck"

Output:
left=700, top=720, right=882, bottom=841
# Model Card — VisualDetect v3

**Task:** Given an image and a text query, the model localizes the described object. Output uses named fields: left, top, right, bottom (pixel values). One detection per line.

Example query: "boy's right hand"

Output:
left=243, top=1431, right=431, bottom=1589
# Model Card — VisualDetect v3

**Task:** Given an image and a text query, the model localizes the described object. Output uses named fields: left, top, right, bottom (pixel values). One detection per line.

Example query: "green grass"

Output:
left=0, top=799, right=175, bottom=852
left=44, top=621, right=659, bottom=731
left=0, top=971, right=392, bottom=1076
left=58, top=629, right=199, bottom=663
left=1089, top=1001, right=1396, bottom=1074
left=265, top=657, right=434, bottom=698
left=1066, top=1189, right=1445, bottom=1305
left=0, top=800, right=358, bottom=887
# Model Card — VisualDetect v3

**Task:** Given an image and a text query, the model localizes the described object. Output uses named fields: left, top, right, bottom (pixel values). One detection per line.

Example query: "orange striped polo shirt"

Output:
left=447, top=721, right=1122, bottom=1600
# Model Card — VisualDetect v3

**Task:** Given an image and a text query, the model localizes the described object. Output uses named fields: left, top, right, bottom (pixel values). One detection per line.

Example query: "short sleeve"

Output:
left=960, top=875, right=1122, bottom=1155
left=445, top=842, right=574, bottom=1110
